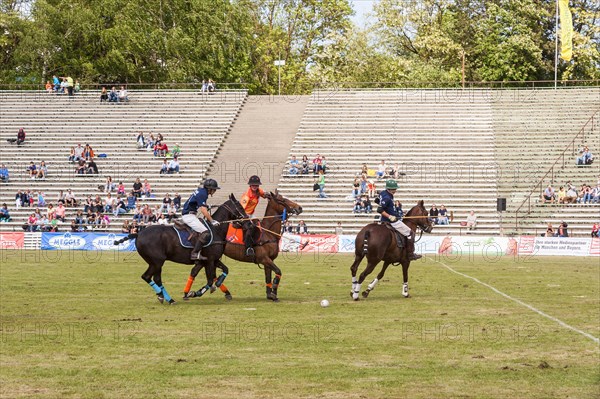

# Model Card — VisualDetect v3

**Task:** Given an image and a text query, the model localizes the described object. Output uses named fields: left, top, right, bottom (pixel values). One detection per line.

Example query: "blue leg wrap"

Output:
left=215, top=272, right=228, bottom=287
left=148, top=281, right=162, bottom=294
left=195, top=284, right=211, bottom=298
left=159, top=286, right=172, bottom=302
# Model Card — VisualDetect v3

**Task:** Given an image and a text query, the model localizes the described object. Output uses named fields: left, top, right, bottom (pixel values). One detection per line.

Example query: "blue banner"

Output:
left=41, top=232, right=136, bottom=251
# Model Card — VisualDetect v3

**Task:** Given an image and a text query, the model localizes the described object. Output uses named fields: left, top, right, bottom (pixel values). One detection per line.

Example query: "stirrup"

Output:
left=190, top=252, right=207, bottom=261
left=245, top=247, right=255, bottom=257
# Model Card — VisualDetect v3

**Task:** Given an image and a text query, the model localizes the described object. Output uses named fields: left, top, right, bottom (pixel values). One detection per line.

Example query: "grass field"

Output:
left=1, top=250, right=599, bottom=399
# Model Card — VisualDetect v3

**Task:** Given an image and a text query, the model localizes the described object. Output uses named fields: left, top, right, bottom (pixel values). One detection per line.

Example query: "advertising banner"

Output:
left=0, top=233, right=25, bottom=249
left=41, top=232, right=135, bottom=251
left=280, top=233, right=338, bottom=253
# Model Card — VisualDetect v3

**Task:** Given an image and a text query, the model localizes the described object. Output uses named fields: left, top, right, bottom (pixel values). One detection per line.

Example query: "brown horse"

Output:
left=350, top=200, right=433, bottom=300
left=185, top=190, right=302, bottom=302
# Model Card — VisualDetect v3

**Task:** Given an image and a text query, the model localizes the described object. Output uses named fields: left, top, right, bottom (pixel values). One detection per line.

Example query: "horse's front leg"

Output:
left=214, top=259, right=232, bottom=300
left=152, top=270, right=175, bottom=305
left=362, top=261, right=390, bottom=298
left=189, top=260, right=215, bottom=299
left=263, top=259, right=281, bottom=302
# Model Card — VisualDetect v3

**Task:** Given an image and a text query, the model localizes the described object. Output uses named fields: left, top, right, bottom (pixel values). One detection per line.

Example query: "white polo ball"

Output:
left=320, top=299, right=330, bottom=308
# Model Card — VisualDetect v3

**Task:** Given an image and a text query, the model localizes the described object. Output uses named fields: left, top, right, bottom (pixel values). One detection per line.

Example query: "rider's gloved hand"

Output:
left=211, top=220, right=220, bottom=226
left=388, top=215, right=397, bottom=222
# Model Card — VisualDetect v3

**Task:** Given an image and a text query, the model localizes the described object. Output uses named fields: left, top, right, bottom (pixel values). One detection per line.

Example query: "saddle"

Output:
left=173, top=220, right=207, bottom=249
left=227, top=220, right=262, bottom=246
left=382, top=222, right=406, bottom=249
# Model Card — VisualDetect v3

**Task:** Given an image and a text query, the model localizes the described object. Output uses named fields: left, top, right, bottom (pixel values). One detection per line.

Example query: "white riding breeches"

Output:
left=391, top=220, right=412, bottom=237
left=182, top=214, right=208, bottom=233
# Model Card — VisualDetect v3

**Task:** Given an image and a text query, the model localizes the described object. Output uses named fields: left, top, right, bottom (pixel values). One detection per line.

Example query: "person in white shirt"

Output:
left=376, top=160, right=386, bottom=179
left=167, top=157, right=180, bottom=174
left=118, top=86, right=129, bottom=102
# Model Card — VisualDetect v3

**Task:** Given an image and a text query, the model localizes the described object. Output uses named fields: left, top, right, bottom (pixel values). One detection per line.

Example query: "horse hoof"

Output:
left=225, top=294, right=233, bottom=301
left=168, top=299, right=176, bottom=305
left=402, top=293, right=410, bottom=298
left=361, top=291, right=369, bottom=298
left=267, top=292, right=279, bottom=301
left=157, top=295, right=164, bottom=304
left=210, top=285, right=217, bottom=294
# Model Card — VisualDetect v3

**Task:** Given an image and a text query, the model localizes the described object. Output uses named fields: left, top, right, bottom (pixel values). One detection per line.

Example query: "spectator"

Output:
left=118, top=86, right=129, bottom=102
left=165, top=203, right=177, bottom=223
left=564, top=184, right=578, bottom=204
left=83, top=144, right=94, bottom=159
left=367, top=179, right=376, bottom=198
left=282, top=220, right=293, bottom=233
left=60, top=78, right=67, bottom=94
left=86, top=210, right=97, bottom=227
left=55, top=202, right=67, bottom=222
left=557, top=186, right=567, bottom=204
left=46, top=203, right=56, bottom=221
left=466, top=210, right=477, bottom=231
left=68, top=147, right=76, bottom=163
left=582, top=185, right=594, bottom=204
left=592, top=223, right=599, bottom=238
left=376, top=160, right=386, bottom=179
left=312, top=154, right=323, bottom=174
left=100, top=87, right=108, bottom=102
left=172, top=143, right=181, bottom=158
left=545, top=223, right=554, bottom=237
left=146, top=133, right=155, bottom=151
left=316, top=170, right=326, bottom=198
left=86, top=158, right=98, bottom=174
left=173, top=192, right=182, bottom=210
left=360, top=195, right=372, bottom=214
left=126, top=191, right=137, bottom=211
left=36, top=161, right=48, bottom=179
left=27, top=161, right=37, bottom=178
left=133, top=178, right=143, bottom=198
left=321, top=156, right=328, bottom=174
left=52, top=75, right=60, bottom=92
left=104, top=193, right=115, bottom=213
left=161, top=193, right=172, bottom=212
left=360, top=174, right=368, bottom=195
left=542, top=185, right=555, bottom=204
left=592, top=185, right=600, bottom=203
left=141, top=204, right=153, bottom=224
left=117, top=181, right=126, bottom=196
left=25, top=213, right=38, bottom=231
left=296, top=220, right=308, bottom=234
left=429, top=204, right=439, bottom=224
left=0, top=164, right=9, bottom=182
left=17, top=128, right=26, bottom=145
left=335, top=222, right=343, bottom=235
left=301, top=155, right=309, bottom=174
left=108, top=86, right=118, bottom=102
left=74, top=144, right=84, bottom=161
left=104, top=176, right=116, bottom=193
left=201, top=79, right=208, bottom=93
left=63, top=76, right=74, bottom=96
left=577, top=146, right=594, bottom=165
left=207, top=79, right=216, bottom=92
left=114, top=196, right=127, bottom=216
left=45, top=81, right=52, bottom=93
left=0, top=203, right=11, bottom=222
left=36, top=191, right=46, bottom=207
left=132, top=204, right=143, bottom=223
left=75, top=159, right=86, bottom=174
left=353, top=197, right=363, bottom=214
left=154, top=141, right=168, bottom=157
left=555, top=221, right=569, bottom=237
left=289, top=156, right=299, bottom=175
left=437, top=204, right=449, bottom=225
left=154, top=205, right=166, bottom=225
left=360, top=163, right=368, bottom=176
left=74, top=80, right=81, bottom=93
left=167, top=157, right=180, bottom=174
left=74, top=210, right=86, bottom=231
left=142, top=179, right=152, bottom=198
left=83, top=195, right=94, bottom=213
left=98, top=212, right=111, bottom=229
left=136, top=132, right=145, bottom=149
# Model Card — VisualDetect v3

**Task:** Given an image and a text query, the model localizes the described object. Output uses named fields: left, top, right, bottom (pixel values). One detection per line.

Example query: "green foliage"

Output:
left=0, top=0, right=598, bottom=91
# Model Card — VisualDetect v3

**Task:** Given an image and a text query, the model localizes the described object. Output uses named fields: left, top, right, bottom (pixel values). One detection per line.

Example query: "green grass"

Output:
left=1, top=251, right=599, bottom=398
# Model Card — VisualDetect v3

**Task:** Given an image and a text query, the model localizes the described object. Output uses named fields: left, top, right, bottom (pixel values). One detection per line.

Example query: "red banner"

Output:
left=0, top=233, right=25, bottom=249
left=280, top=234, right=338, bottom=253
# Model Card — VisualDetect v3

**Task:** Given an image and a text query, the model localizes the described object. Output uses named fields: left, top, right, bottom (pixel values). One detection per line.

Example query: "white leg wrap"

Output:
left=367, top=278, right=379, bottom=291
left=402, top=282, right=409, bottom=297
left=352, top=283, right=361, bottom=300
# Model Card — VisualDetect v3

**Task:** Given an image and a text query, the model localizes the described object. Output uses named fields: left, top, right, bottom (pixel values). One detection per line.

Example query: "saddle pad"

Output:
left=226, top=225, right=244, bottom=244
left=173, top=226, right=194, bottom=248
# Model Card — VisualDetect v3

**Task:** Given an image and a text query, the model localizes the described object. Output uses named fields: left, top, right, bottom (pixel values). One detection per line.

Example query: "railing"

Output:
left=514, top=109, right=599, bottom=229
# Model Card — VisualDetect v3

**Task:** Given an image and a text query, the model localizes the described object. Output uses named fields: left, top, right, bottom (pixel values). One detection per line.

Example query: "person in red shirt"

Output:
left=240, top=175, right=268, bottom=257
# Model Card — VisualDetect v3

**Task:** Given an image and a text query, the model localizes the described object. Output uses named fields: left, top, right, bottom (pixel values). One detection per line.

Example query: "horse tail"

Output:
left=362, top=230, right=370, bottom=255
left=114, top=233, right=138, bottom=245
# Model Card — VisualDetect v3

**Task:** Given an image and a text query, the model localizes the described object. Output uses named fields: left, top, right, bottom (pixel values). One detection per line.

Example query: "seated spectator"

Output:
left=100, top=87, right=108, bottom=102
left=142, top=179, right=152, bottom=198
left=86, top=158, right=98, bottom=174
left=438, top=204, right=449, bottom=225
left=136, top=132, right=145, bottom=149
left=68, top=147, right=76, bottom=163
left=367, top=179, right=376, bottom=198
left=83, top=144, right=95, bottom=159
left=74, top=210, right=86, bottom=231
left=98, top=212, right=111, bottom=229
left=555, top=221, right=569, bottom=237
left=108, top=86, right=118, bottom=102
left=121, top=220, right=131, bottom=233
left=207, top=79, right=216, bottom=92
left=133, top=178, right=143, bottom=198
left=36, top=191, right=46, bottom=207
left=173, top=192, right=182, bottom=210
left=429, top=204, right=439, bottom=224
left=0, top=164, right=9, bottom=182
left=104, top=193, right=116, bottom=213
left=335, top=222, right=343, bottom=235
left=141, top=204, right=153, bottom=224
left=46, top=203, right=56, bottom=221
left=289, top=156, right=300, bottom=175
left=83, top=195, right=94, bottom=213
left=167, top=157, right=180, bottom=174
left=117, top=181, right=126, bottom=196
left=154, top=142, right=168, bottom=157
left=36, top=161, right=48, bottom=179
left=360, top=195, right=372, bottom=214
left=25, top=213, right=38, bottom=231
left=27, top=161, right=37, bottom=179
left=592, top=185, right=600, bottom=203
left=201, top=79, right=208, bottom=93
left=114, top=196, right=127, bottom=216
left=154, top=205, right=166, bottom=225
left=542, top=185, right=555, bottom=204
left=74, top=80, right=81, bottom=93
left=576, top=146, right=594, bottom=165
left=312, top=154, right=323, bottom=174
left=133, top=204, right=143, bottom=223
left=118, top=86, right=129, bottom=102
left=592, top=223, right=599, bottom=238
left=466, top=210, right=477, bottom=230
left=75, top=159, right=86, bottom=174
left=86, top=209, right=97, bottom=226
left=351, top=177, right=360, bottom=198
left=165, top=203, right=177, bottom=223
left=146, top=133, right=155, bottom=151
left=17, top=128, right=26, bottom=145
left=104, top=176, right=116, bottom=193
left=321, top=156, right=328, bottom=174
left=563, top=184, right=578, bottom=204
left=171, top=143, right=181, bottom=158
left=301, top=155, right=309, bottom=174
left=282, top=220, right=293, bottom=233
left=296, top=220, right=308, bottom=234
left=360, top=163, right=368, bottom=175
left=73, top=143, right=84, bottom=161
left=52, top=75, right=60, bottom=92
left=0, top=203, right=11, bottom=222
left=353, top=197, right=363, bottom=214
left=55, top=202, right=66, bottom=222
left=582, top=185, right=594, bottom=204
left=45, top=81, right=52, bottom=93
left=161, top=193, right=172, bottom=212
left=376, top=160, right=386, bottom=179
left=126, top=191, right=137, bottom=211
left=544, top=223, right=554, bottom=237
left=360, top=174, right=368, bottom=195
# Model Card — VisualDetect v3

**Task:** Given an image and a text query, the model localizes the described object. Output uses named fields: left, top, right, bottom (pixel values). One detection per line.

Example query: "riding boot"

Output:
left=190, top=231, right=210, bottom=261
left=406, top=233, right=422, bottom=261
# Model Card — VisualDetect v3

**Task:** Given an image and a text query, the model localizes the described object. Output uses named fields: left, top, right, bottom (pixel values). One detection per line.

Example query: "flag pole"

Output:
left=554, top=0, right=559, bottom=89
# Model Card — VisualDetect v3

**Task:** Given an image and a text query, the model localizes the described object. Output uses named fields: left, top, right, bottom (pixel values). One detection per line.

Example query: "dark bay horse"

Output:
left=185, top=190, right=302, bottom=302
left=350, top=200, right=433, bottom=300
left=115, top=194, right=248, bottom=304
